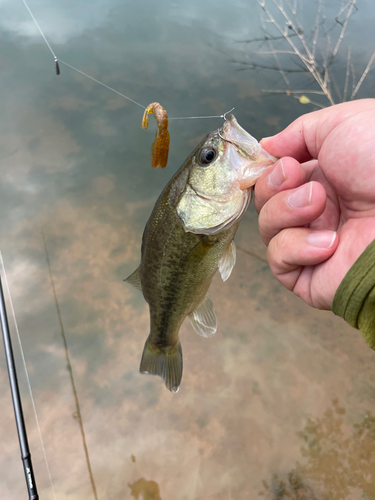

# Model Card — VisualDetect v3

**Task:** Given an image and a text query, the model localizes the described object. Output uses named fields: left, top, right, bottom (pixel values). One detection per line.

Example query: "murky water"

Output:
left=1, top=0, right=375, bottom=499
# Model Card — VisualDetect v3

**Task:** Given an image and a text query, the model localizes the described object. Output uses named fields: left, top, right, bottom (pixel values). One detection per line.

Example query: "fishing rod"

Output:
left=0, top=274, right=39, bottom=500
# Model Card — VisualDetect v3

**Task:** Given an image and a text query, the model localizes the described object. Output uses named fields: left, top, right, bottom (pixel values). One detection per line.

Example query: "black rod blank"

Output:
left=0, top=275, right=39, bottom=500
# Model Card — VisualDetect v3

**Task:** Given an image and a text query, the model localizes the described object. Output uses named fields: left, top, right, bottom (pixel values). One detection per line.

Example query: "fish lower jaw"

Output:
left=239, top=159, right=276, bottom=190
left=239, top=178, right=256, bottom=190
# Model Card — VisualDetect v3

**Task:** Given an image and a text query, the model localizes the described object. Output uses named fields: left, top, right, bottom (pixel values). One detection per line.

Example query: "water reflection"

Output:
left=262, top=472, right=317, bottom=500
left=129, top=478, right=162, bottom=500
left=261, top=400, right=375, bottom=500
left=43, top=232, right=99, bottom=499
left=1, top=0, right=375, bottom=498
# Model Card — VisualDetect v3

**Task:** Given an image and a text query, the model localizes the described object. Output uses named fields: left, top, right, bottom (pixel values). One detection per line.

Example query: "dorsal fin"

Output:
left=124, top=267, right=142, bottom=290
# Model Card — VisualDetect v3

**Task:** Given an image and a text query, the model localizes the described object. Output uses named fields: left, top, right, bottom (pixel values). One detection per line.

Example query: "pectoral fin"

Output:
left=189, top=292, right=217, bottom=338
left=140, top=337, right=183, bottom=393
left=124, top=267, right=142, bottom=291
left=218, top=240, right=236, bottom=282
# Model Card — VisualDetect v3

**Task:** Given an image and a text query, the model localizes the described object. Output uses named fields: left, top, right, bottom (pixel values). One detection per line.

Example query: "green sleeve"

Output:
left=332, top=239, right=375, bottom=350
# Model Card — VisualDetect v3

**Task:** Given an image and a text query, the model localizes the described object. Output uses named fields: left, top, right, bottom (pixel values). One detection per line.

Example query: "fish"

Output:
left=125, top=114, right=276, bottom=392
left=142, top=102, right=170, bottom=169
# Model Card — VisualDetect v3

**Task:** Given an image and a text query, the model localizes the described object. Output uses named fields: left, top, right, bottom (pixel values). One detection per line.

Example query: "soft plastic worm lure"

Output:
left=142, top=102, right=170, bottom=169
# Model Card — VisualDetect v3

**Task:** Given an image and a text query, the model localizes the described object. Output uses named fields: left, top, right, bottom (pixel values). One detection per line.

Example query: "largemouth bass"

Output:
left=125, top=115, right=276, bottom=392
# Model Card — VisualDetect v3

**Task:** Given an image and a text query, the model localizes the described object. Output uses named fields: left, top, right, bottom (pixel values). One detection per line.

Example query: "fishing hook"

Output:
left=217, top=129, right=235, bottom=145
left=217, top=107, right=236, bottom=143
left=221, top=107, right=235, bottom=121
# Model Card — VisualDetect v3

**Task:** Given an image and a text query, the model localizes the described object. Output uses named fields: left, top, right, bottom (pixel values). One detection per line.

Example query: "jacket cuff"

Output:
left=332, top=239, right=375, bottom=350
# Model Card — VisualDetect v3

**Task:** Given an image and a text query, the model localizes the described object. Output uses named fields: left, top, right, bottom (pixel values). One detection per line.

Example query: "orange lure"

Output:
left=142, top=102, right=170, bottom=169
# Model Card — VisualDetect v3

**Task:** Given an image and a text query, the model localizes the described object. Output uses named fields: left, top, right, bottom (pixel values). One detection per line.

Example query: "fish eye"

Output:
left=199, top=146, right=217, bottom=166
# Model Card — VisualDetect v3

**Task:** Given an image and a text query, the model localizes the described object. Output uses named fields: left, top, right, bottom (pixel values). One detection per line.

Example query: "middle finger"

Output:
left=258, top=181, right=327, bottom=245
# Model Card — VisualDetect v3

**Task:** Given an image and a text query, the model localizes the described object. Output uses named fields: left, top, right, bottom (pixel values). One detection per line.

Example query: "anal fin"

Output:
left=189, top=292, right=217, bottom=338
left=140, top=336, right=183, bottom=393
left=218, top=240, right=236, bottom=282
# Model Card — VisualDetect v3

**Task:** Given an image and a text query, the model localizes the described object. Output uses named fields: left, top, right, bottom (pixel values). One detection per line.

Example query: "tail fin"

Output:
left=140, top=337, right=183, bottom=393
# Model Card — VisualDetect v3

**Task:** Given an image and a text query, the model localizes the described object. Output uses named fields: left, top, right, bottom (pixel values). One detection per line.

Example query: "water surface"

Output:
left=1, top=1, right=375, bottom=498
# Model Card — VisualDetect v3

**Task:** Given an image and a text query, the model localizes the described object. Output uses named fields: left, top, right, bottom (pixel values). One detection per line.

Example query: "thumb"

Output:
left=259, top=99, right=375, bottom=163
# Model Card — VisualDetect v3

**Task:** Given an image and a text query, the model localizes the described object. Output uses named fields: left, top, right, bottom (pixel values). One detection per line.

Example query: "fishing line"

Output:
left=58, top=59, right=146, bottom=110
left=0, top=251, right=57, bottom=500
left=236, top=246, right=268, bottom=264
left=169, top=113, right=232, bottom=120
left=42, top=232, right=99, bottom=500
left=22, top=0, right=57, bottom=60
left=21, top=0, right=230, bottom=121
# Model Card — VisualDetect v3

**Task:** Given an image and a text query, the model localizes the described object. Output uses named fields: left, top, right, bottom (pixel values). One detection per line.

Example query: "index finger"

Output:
left=254, top=157, right=307, bottom=213
left=259, top=99, right=375, bottom=162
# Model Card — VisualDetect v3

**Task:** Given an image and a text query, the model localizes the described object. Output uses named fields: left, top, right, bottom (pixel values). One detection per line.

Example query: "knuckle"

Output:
left=267, top=230, right=301, bottom=292
left=258, top=193, right=287, bottom=245
left=258, top=204, right=273, bottom=244
left=266, top=229, right=291, bottom=269
left=254, top=181, right=270, bottom=213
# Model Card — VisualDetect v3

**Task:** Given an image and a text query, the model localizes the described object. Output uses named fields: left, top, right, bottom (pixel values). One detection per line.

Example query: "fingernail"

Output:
left=268, top=159, right=286, bottom=188
left=260, top=136, right=273, bottom=143
left=288, top=182, right=313, bottom=208
left=308, top=231, right=337, bottom=248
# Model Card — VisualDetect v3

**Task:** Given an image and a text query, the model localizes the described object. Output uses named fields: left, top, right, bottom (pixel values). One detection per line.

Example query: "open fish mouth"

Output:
left=220, top=114, right=277, bottom=190
left=221, top=114, right=262, bottom=159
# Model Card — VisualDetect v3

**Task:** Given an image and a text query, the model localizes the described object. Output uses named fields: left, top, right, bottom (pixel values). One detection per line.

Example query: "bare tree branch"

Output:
left=272, top=0, right=314, bottom=63
left=255, top=50, right=311, bottom=65
left=343, top=46, right=351, bottom=102
left=262, top=89, right=325, bottom=95
left=330, top=70, right=342, bottom=103
left=351, top=49, right=375, bottom=100
left=237, top=32, right=300, bottom=44
left=257, top=0, right=335, bottom=104
left=233, top=0, right=374, bottom=107
left=312, top=0, right=323, bottom=60
left=329, top=0, right=357, bottom=65
left=292, top=95, right=326, bottom=108
left=285, top=0, right=298, bottom=16
left=233, top=60, right=307, bottom=73
left=261, top=15, right=292, bottom=90
left=351, top=60, right=356, bottom=93
left=336, top=0, right=355, bottom=19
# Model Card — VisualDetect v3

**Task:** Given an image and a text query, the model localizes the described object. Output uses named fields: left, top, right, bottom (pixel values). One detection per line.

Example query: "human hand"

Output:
left=254, top=99, right=375, bottom=310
